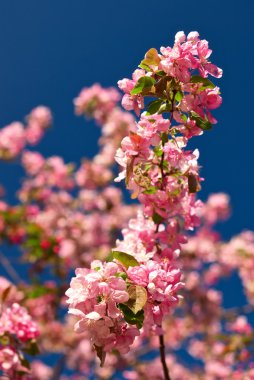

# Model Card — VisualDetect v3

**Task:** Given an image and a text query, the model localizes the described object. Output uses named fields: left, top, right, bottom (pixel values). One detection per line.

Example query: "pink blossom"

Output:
left=228, top=316, right=253, bottom=335
left=74, top=84, right=120, bottom=123
left=66, top=261, right=139, bottom=354
left=0, top=303, right=40, bottom=342
left=22, top=151, right=45, bottom=175
left=0, top=347, right=20, bottom=372
left=0, top=122, right=26, bottom=159
left=27, top=106, right=52, bottom=129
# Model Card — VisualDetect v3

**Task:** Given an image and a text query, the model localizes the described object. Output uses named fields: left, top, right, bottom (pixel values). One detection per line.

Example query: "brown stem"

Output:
left=159, top=334, right=171, bottom=380
left=159, top=91, right=176, bottom=189
left=155, top=90, right=176, bottom=380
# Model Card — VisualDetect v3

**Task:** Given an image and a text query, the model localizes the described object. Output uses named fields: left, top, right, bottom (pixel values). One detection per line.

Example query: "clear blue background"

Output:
left=0, top=0, right=253, bottom=374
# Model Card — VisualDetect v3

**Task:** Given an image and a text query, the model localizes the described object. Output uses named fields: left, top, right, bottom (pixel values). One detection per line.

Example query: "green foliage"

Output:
left=175, top=91, right=184, bottom=102
left=130, top=76, right=155, bottom=95
left=118, top=304, right=144, bottom=329
left=124, top=285, right=147, bottom=314
left=25, top=285, right=51, bottom=299
left=152, top=213, right=164, bottom=224
left=139, top=48, right=160, bottom=71
left=146, top=99, right=163, bottom=115
left=112, top=251, right=139, bottom=268
left=190, top=75, right=215, bottom=90
left=143, top=187, right=157, bottom=195
left=24, top=340, right=40, bottom=356
left=0, top=334, right=10, bottom=346
left=190, top=111, right=212, bottom=130
left=154, top=145, right=163, bottom=157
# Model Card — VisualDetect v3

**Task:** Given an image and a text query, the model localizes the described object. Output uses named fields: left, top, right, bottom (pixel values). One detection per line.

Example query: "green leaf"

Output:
left=131, top=76, right=155, bottom=95
left=118, top=304, right=144, bottom=329
left=112, top=251, right=139, bottom=268
left=161, top=132, right=169, bottom=144
left=146, top=99, right=163, bottom=115
left=155, top=70, right=166, bottom=76
left=124, top=285, right=147, bottom=314
left=144, top=48, right=160, bottom=64
left=190, top=75, right=215, bottom=90
left=24, top=340, right=40, bottom=356
left=190, top=111, right=212, bottom=131
left=158, top=102, right=171, bottom=114
left=94, top=345, right=106, bottom=367
left=139, top=62, right=151, bottom=71
left=17, top=370, right=31, bottom=376
left=181, top=114, right=188, bottom=122
left=170, top=188, right=181, bottom=196
left=26, top=285, right=49, bottom=299
left=116, top=272, right=128, bottom=280
left=143, top=187, right=157, bottom=195
left=0, top=334, right=10, bottom=346
left=25, top=237, right=40, bottom=249
left=152, top=213, right=164, bottom=224
left=20, top=358, right=31, bottom=369
left=154, top=145, right=163, bottom=157
left=29, top=248, right=44, bottom=260
left=26, top=223, right=42, bottom=236
left=175, top=91, right=183, bottom=102
left=139, top=48, right=160, bottom=71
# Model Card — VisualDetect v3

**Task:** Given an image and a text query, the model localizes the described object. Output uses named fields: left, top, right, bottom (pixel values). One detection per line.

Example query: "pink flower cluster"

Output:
left=0, top=303, right=39, bottom=342
left=75, top=84, right=136, bottom=169
left=115, top=112, right=202, bottom=254
left=21, top=151, right=75, bottom=200
left=118, top=31, right=222, bottom=134
left=115, top=211, right=157, bottom=263
left=66, top=32, right=223, bottom=365
left=25, top=106, right=52, bottom=145
left=0, top=347, right=21, bottom=375
left=118, top=69, right=145, bottom=115
left=66, top=261, right=139, bottom=354
left=0, top=106, right=51, bottom=160
left=0, top=303, right=40, bottom=377
left=74, top=83, right=120, bottom=124
left=0, top=122, right=26, bottom=160
left=199, top=193, right=230, bottom=225
left=128, top=260, right=184, bottom=330
left=220, top=231, right=254, bottom=305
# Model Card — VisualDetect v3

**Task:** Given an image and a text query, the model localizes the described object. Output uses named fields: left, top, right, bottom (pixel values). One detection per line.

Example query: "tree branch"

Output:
left=159, top=334, right=171, bottom=380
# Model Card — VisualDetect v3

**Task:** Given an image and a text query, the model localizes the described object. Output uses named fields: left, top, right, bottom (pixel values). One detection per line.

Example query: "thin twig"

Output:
left=0, top=251, right=25, bottom=284
left=159, top=334, right=171, bottom=380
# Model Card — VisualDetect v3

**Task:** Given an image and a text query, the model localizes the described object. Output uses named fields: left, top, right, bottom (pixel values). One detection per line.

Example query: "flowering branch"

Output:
left=66, top=31, right=223, bottom=378
left=159, top=334, right=171, bottom=380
